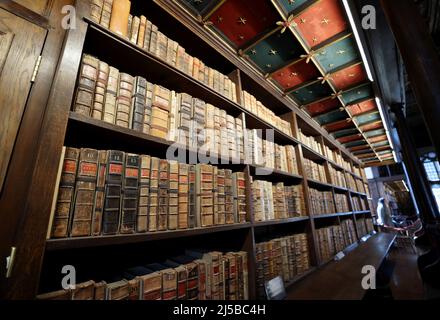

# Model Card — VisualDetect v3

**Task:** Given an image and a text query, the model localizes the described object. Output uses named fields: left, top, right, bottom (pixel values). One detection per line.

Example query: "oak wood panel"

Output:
left=287, top=232, right=396, bottom=300
left=0, top=8, right=46, bottom=193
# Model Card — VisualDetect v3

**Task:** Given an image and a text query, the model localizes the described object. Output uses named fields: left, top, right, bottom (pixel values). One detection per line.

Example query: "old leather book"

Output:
left=171, top=256, right=198, bottom=300
left=191, top=98, right=206, bottom=149
left=130, top=16, right=140, bottom=44
left=167, top=160, right=179, bottom=230
left=177, top=163, right=189, bottom=229
left=94, top=281, right=107, bottom=300
left=273, top=182, right=287, bottom=220
left=143, top=20, right=153, bottom=50
left=139, top=270, right=162, bottom=300
left=146, top=263, right=177, bottom=300
left=127, top=14, right=132, bottom=40
left=137, top=15, right=147, bottom=47
left=148, top=157, right=160, bottom=232
left=137, top=155, right=150, bottom=233
left=224, top=253, right=237, bottom=300
left=91, top=150, right=107, bottom=235
left=149, top=24, right=158, bottom=55
left=103, top=66, right=119, bottom=124
left=143, top=81, right=153, bottom=134
left=120, top=153, right=140, bottom=233
left=232, top=172, right=247, bottom=223
left=188, top=164, right=196, bottom=228
left=90, top=0, right=104, bottom=24
left=72, top=280, right=95, bottom=300
left=116, top=73, right=134, bottom=128
left=70, top=148, right=99, bottom=237
left=195, top=164, right=214, bottom=227
left=177, top=93, right=192, bottom=146
left=166, top=39, right=178, bottom=66
left=51, top=147, right=80, bottom=238
left=102, top=150, right=124, bottom=235
left=224, top=169, right=234, bottom=224
left=106, top=279, right=130, bottom=300
left=163, top=260, right=187, bottom=300
left=252, top=180, right=265, bottom=222
left=36, top=289, right=71, bottom=300
left=158, top=159, right=169, bottom=231
left=100, top=0, right=113, bottom=28
left=212, top=166, right=218, bottom=226
left=131, top=76, right=146, bottom=132
left=109, top=0, right=131, bottom=38
left=156, top=32, right=168, bottom=61
left=150, top=85, right=171, bottom=139
left=167, top=91, right=178, bottom=142
left=73, top=54, right=99, bottom=117
left=92, top=60, right=109, bottom=120
left=216, top=169, right=226, bottom=225
left=234, top=251, right=249, bottom=300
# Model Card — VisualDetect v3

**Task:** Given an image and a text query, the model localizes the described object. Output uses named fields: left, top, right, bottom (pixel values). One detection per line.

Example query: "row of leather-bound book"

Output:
left=37, top=250, right=248, bottom=300
left=50, top=147, right=247, bottom=239
left=88, top=0, right=293, bottom=137
left=256, top=234, right=310, bottom=299
left=316, top=220, right=357, bottom=262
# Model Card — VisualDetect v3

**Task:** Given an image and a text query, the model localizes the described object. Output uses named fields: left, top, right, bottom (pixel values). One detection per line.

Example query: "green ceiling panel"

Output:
left=371, top=141, right=389, bottom=148
left=245, top=31, right=304, bottom=73
left=276, top=0, right=311, bottom=15
left=315, top=109, right=347, bottom=125
left=344, top=140, right=368, bottom=148
left=341, top=83, right=373, bottom=105
left=355, top=112, right=381, bottom=126
left=314, top=36, right=359, bottom=73
left=332, top=128, right=360, bottom=139
left=289, top=81, right=334, bottom=105
left=364, top=129, right=386, bottom=138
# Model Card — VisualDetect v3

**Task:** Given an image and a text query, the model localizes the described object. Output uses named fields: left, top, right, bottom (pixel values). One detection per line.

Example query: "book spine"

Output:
left=195, top=260, right=207, bottom=300
left=137, top=155, right=151, bottom=233
left=168, top=161, right=179, bottom=230
left=100, top=0, right=113, bottom=28
left=102, top=150, right=124, bottom=235
left=196, top=164, right=214, bottom=227
left=92, top=60, right=109, bottom=120
left=90, top=0, right=104, bottom=24
left=127, top=279, right=140, bottom=300
left=130, top=16, right=140, bottom=44
left=116, top=73, right=134, bottom=128
left=120, top=154, right=140, bottom=233
left=178, top=163, right=189, bottom=229
left=141, top=273, right=162, bottom=300
left=212, top=166, right=218, bottom=226
left=149, top=25, right=158, bottom=55
left=224, top=170, right=234, bottom=224
left=73, top=54, right=99, bottom=117
left=143, top=20, right=152, bottom=50
left=127, top=14, right=133, bottom=40
left=185, top=262, right=199, bottom=300
left=233, top=172, right=247, bottom=223
left=161, top=269, right=177, bottom=300
left=70, top=148, right=99, bottom=237
left=216, top=169, right=226, bottom=225
left=109, top=0, right=131, bottom=38
left=188, top=164, right=196, bottom=228
left=131, top=76, right=147, bottom=131
left=175, top=266, right=187, bottom=300
left=137, top=16, right=147, bottom=47
left=158, top=159, right=169, bottom=231
left=148, top=157, right=160, bottom=232
left=103, top=66, right=119, bottom=124
left=91, top=150, right=107, bottom=236
left=143, top=81, right=153, bottom=134
left=51, top=147, right=80, bottom=238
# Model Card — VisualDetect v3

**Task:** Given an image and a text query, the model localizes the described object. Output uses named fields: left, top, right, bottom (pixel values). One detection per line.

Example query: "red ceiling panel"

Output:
left=330, top=64, right=367, bottom=91
left=347, top=99, right=377, bottom=116
left=324, top=119, right=353, bottom=132
left=271, top=59, right=320, bottom=90
left=349, top=145, right=370, bottom=152
left=369, top=135, right=388, bottom=143
left=293, top=0, right=348, bottom=48
left=209, top=0, right=278, bottom=47
left=337, top=134, right=363, bottom=144
left=305, top=97, right=342, bottom=116
left=360, top=121, right=383, bottom=132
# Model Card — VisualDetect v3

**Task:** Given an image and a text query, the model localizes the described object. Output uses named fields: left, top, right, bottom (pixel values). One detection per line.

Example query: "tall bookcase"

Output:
left=34, top=0, right=375, bottom=299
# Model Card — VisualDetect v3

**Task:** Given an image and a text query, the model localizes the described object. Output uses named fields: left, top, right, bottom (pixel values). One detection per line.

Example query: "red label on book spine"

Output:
left=141, top=169, right=150, bottom=177
left=109, top=163, right=123, bottom=175
left=64, top=160, right=77, bottom=174
left=80, top=163, right=98, bottom=176
left=125, top=168, right=139, bottom=178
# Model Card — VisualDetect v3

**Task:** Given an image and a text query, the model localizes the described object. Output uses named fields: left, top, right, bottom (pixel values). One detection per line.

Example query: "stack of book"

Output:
left=255, top=234, right=310, bottom=298
left=303, top=159, right=327, bottom=183
left=245, top=129, right=299, bottom=174
left=341, top=219, right=357, bottom=247
left=325, top=147, right=343, bottom=166
left=50, top=147, right=248, bottom=239
left=89, top=0, right=238, bottom=104
left=328, top=166, right=347, bottom=189
left=37, top=249, right=248, bottom=300
left=252, top=181, right=306, bottom=222
left=298, top=130, right=324, bottom=156
left=356, top=218, right=368, bottom=237
left=316, top=225, right=349, bottom=262
left=241, top=90, right=292, bottom=137
left=334, top=193, right=350, bottom=213
left=308, top=188, right=336, bottom=216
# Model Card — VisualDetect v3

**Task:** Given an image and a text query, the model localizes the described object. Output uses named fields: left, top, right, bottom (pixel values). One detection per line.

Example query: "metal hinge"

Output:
left=5, top=247, right=17, bottom=278
left=31, top=55, right=42, bottom=83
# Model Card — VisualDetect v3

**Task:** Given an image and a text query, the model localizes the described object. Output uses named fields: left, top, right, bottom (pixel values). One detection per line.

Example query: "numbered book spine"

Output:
left=168, top=161, right=179, bottom=230
left=103, top=66, right=119, bottom=124
left=120, top=154, right=140, bottom=233
left=232, top=172, right=247, bottom=223
left=116, top=73, right=134, bottom=128
left=137, top=155, right=151, bottom=233
left=70, top=148, right=99, bottom=237
left=161, top=269, right=177, bottom=300
left=148, top=157, right=160, bottom=232
left=195, top=164, right=214, bottom=227
left=140, top=272, right=162, bottom=300
left=73, top=54, right=99, bottom=117
left=51, top=147, right=80, bottom=238
left=92, top=61, right=109, bottom=120
left=178, top=163, right=189, bottom=229
left=91, top=150, right=107, bottom=236
left=131, top=76, right=147, bottom=131
left=188, top=164, right=196, bottom=228
left=102, top=150, right=124, bottom=235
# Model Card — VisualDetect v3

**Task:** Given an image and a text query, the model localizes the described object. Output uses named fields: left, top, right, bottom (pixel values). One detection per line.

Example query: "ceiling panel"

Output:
left=290, top=80, right=334, bottom=105
left=338, top=134, right=363, bottom=144
left=341, top=83, right=373, bottom=105
left=305, top=97, right=342, bottom=116
left=181, top=0, right=221, bottom=15
left=347, top=98, right=377, bottom=116
left=314, top=36, right=359, bottom=73
left=271, top=58, right=320, bottom=89
left=208, top=0, right=279, bottom=48
left=364, top=128, right=386, bottom=138
left=244, top=30, right=305, bottom=73
left=332, top=127, right=360, bottom=139
left=354, top=111, right=381, bottom=126
left=360, top=121, right=383, bottom=132
left=344, top=140, right=368, bottom=148
left=293, top=0, right=349, bottom=48
left=324, top=119, right=354, bottom=132
left=330, top=63, right=367, bottom=91
left=315, top=109, right=347, bottom=125
left=275, top=0, right=311, bottom=15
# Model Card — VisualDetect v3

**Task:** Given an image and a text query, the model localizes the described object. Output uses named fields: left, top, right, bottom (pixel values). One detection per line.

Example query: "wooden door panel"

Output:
left=0, top=8, right=46, bottom=192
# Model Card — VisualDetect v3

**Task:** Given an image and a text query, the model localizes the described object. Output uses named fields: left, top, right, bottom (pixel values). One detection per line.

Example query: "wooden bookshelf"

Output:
left=6, top=0, right=375, bottom=300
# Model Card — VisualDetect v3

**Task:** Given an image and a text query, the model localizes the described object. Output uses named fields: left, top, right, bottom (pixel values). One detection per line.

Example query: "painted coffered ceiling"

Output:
left=178, top=0, right=395, bottom=165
